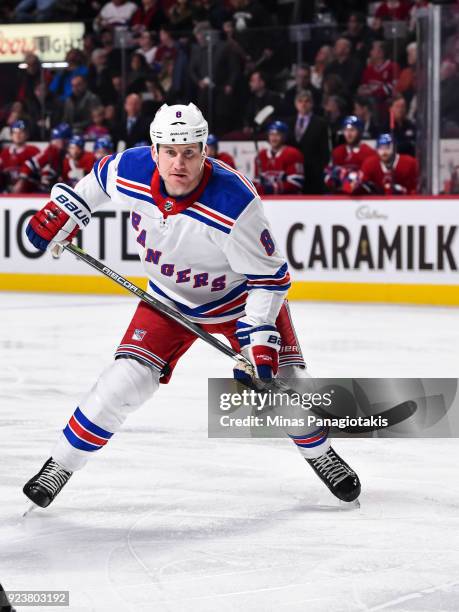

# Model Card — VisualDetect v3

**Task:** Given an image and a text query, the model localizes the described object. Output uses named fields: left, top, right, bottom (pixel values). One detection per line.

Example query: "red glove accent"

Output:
left=26, top=201, right=79, bottom=251
left=251, top=345, right=279, bottom=377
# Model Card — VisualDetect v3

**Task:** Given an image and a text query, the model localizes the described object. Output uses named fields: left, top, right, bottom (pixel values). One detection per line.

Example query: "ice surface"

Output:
left=1, top=294, right=459, bottom=611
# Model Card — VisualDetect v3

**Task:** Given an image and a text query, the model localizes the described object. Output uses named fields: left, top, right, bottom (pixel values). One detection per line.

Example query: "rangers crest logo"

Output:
left=165, top=200, right=174, bottom=211
left=176, top=111, right=182, bottom=118
left=132, top=329, right=147, bottom=341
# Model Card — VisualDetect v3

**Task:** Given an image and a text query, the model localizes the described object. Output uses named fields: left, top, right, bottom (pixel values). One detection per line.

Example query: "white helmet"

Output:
left=149, top=103, right=208, bottom=151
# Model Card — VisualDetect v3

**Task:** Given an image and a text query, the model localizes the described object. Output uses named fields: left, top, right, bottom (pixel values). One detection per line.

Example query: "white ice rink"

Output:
left=1, top=293, right=459, bottom=612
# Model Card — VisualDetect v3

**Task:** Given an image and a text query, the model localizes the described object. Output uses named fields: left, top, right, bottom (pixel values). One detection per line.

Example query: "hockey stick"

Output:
left=64, top=243, right=417, bottom=431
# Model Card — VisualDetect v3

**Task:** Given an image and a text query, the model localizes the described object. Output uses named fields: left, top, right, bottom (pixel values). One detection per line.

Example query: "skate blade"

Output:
left=339, top=498, right=360, bottom=510
left=22, top=503, right=38, bottom=518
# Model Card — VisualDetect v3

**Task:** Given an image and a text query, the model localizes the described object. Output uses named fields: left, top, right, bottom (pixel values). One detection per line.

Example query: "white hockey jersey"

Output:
left=75, top=146, right=290, bottom=325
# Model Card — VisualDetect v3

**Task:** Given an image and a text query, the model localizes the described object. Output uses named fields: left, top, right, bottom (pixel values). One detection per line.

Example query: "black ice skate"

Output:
left=306, top=447, right=361, bottom=502
left=23, top=457, right=73, bottom=508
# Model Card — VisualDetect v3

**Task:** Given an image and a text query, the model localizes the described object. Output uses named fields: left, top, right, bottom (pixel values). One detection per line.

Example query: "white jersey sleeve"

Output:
left=73, top=153, right=121, bottom=211
left=222, top=197, right=291, bottom=327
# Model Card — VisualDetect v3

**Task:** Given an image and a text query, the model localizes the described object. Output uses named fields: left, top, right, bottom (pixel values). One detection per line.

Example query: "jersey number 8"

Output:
left=260, top=229, right=275, bottom=256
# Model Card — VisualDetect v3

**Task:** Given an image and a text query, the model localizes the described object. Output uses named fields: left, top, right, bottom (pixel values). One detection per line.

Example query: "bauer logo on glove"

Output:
left=26, top=183, right=92, bottom=253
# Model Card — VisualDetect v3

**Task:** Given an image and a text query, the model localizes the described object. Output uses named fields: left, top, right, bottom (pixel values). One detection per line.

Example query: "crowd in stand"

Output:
left=0, top=0, right=445, bottom=195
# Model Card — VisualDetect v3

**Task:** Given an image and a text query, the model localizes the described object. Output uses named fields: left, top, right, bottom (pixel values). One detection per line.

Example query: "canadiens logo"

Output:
left=164, top=200, right=174, bottom=211
left=132, top=329, right=147, bottom=341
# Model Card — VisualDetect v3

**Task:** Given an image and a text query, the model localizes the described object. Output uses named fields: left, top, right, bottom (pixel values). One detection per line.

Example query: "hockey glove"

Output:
left=234, top=320, right=281, bottom=381
left=26, top=183, right=91, bottom=253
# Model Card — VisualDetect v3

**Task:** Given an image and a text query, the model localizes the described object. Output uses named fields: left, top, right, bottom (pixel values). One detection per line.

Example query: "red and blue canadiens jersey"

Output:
left=74, top=147, right=291, bottom=324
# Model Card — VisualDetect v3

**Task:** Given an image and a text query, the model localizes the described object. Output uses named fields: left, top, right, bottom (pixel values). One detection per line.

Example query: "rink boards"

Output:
left=0, top=195, right=458, bottom=305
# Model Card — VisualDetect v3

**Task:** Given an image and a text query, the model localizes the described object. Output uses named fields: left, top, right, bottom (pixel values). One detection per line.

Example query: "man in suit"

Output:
left=114, top=93, right=151, bottom=149
left=287, top=90, right=330, bottom=194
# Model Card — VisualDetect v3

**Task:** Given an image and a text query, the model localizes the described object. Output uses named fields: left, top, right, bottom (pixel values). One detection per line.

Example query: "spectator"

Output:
left=62, top=76, right=101, bottom=134
left=360, top=133, right=418, bottom=194
left=395, top=42, right=417, bottom=105
left=17, top=123, right=72, bottom=193
left=99, top=28, right=122, bottom=73
left=310, top=45, right=333, bottom=91
left=325, top=0, right=369, bottom=24
left=253, top=120, right=304, bottom=195
left=87, top=49, right=115, bottom=105
left=155, top=26, right=179, bottom=65
left=325, top=115, right=377, bottom=193
left=206, top=134, right=236, bottom=168
left=135, top=31, right=157, bottom=66
left=84, top=106, right=111, bottom=140
left=25, top=81, right=63, bottom=140
left=16, top=54, right=48, bottom=104
left=384, top=95, right=416, bottom=156
left=324, top=38, right=363, bottom=97
left=221, top=18, right=248, bottom=68
left=0, top=121, right=39, bottom=193
left=82, top=33, right=98, bottom=62
left=323, top=94, right=347, bottom=148
left=359, top=40, right=400, bottom=120
left=49, top=49, right=88, bottom=102
left=93, top=135, right=115, bottom=161
left=192, top=0, right=232, bottom=30
left=282, top=64, right=321, bottom=117
left=62, top=136, right=95, bottom=188
left=375, top=0, right=412, bottom=22
left=369, top=16, right=385, bottom=41
left=95, top=0, right=137, bottom=30
left=155, top=40, right=189, bottom=104
left=113, top=93, right=151, bottom=148
left=287, top=90, right=329, bottom=195
left=342, top=12, right=375, bottom=65
left=131, top=0, right=165, bottom=33
left=157, top=58, right=175, bottom=99
left=353, top=95, right=380, bottom=139
left=14, top=0, right=57, bottom=21
left=142, top=76, right=166, bottom=114
left=127, top=52, right=152, bottom=94
left=0, top=101, right=33, bottom=140
left=243, top=71, right=282, bottom=134
left=168, top=0, right=193, bottom=33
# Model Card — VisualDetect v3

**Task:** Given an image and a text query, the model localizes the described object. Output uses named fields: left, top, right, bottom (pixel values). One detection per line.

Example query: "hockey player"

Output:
left=62, top=136, right=95, bottom=188
left=324, top=115, right=377, bottom=194
left=206, top=134, right=236, bottom=169
left=93, top=136, right=114, bottom=161
left=23, top=103, right=360, bottom=508
left=16, top=123, right=72, bottom=193
left=360, top=133, right=418, bottom=195
left=253, top=121, right=304, bottom=195
left=0, top=121, right=39, bottom=193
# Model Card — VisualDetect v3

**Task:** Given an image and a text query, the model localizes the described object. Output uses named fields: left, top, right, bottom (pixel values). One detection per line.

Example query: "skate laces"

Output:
left=34, top=460, right=72, bottom=496
left=311, top=450, right=352, bottom=486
